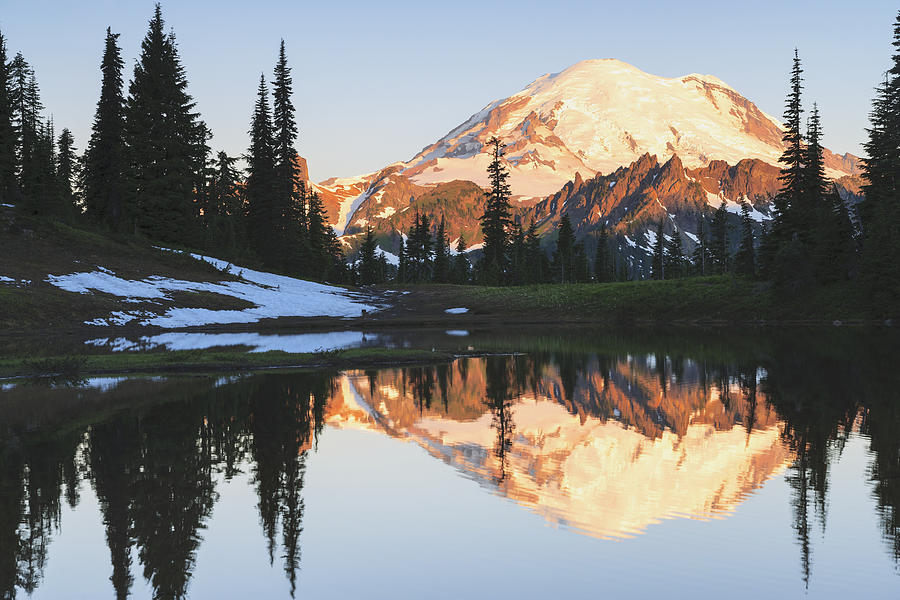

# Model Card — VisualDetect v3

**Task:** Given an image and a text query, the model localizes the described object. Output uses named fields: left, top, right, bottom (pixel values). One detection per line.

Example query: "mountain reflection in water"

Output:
left=0, top=331, right=898, bottom=599
left=335, top=356, right=790, bottom=539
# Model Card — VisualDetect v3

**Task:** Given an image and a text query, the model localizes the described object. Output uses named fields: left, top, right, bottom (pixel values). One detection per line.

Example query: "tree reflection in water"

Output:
left=0, top=330, right=898, bottom=598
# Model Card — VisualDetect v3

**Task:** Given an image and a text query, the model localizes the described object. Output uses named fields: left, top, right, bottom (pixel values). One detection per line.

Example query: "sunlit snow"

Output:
left=46, top=250, right=379, bottom=327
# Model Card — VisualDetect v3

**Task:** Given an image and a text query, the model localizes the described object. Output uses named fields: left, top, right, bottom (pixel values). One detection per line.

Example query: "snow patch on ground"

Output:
left=0, top=276, right=29, bottom=286
left=48, top=250, right=380, bottom=328
left=445, top=307, right=469, bottom=314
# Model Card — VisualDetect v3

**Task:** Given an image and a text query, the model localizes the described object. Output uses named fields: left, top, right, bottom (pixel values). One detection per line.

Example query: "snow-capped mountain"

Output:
left=307, top=58, right=861, bottom=252
left=401, top=59, right=858, bottom=198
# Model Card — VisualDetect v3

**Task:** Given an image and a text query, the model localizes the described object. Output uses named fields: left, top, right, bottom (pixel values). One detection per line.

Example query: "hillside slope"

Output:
left=0, top=204, right=375, bottom=333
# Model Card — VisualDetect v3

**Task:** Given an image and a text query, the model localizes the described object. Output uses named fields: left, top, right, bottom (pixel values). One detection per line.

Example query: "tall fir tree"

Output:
left=306, top=188, right=342, bottom=280
left=405, top=212, right=433, bottom=282
left=479, top=136, right=512, bottom=284
left=83, top=27, right=126, bottom=228
left=206, top=150, right=244, bottom=253
left=452, top=234, right=470, bottom=284
left=771, top=49, right=806, bottom=250
left=859, top=11, right=900, bottom=307
left=734, top=201, right=757, bottom=278
left=664, top=229, right=686, bottom=279
left=29, top=117, right=60, bottom=216
left=651, top=219, right=665, bottom=280
left=56, top=128, right=77, bottom=216
left=245, top=74, right=278, bottom=263
left=814, top=186, right=856, bottom=283
left=710, top=200, right=730, bottom=273
left=594, top=223, right=613, bottom=282
left=190, top=120, right=212, bottom=223
left=396, top=237, right=408, bottom=283
left=433, top=215, right=450, bottom=283
left=271, top=39, right=304, bottom=270
left=692, top=214, right=710, bottom=276
left=123, top=4, right=205, bottom=244
left=523, top=219, right=545, bottom=284
left=9, top=52, right=31, bottom=175
left=358, top=225, right=381, bottom=285
left=10, top=55, right=43, bottom=210
left=573, top=242, right=590, bottom=282
left=802, top=103, right=828, bottom=235
left=553, top=213, right=576, bottom=283
left=0, top=30, right=17, bottom=205
left=210, top=151, right=242, bottom=218
left=508, top=221, right=526, bottom=285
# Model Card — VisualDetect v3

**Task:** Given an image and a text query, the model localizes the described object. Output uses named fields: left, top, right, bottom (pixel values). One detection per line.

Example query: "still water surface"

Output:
left=1, top=329, right=898, bottom=598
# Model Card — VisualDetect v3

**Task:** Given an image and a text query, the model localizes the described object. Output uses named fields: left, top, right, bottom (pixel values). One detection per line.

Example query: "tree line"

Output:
left=2, top=7, right=897, bottom=297
left=0, top=4, right=345, bottom=281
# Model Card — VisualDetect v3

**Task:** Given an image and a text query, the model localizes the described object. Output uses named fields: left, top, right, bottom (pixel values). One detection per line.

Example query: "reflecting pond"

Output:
left=1, top=328, right=899, bottom=598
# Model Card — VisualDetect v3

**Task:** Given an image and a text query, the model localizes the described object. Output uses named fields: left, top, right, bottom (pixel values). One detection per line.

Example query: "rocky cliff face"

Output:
left=525, top=151, right=859, bottom=267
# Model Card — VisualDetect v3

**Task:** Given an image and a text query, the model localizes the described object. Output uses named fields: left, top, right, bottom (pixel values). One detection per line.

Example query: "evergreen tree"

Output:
left=710, top=200, right=730, bottom=273
left=405, top=212, right=433, bottom=282
left=594, top=223, right=613, bottom=282
left=210, top=151, right=242, bottom=218
left=814, top=186, right=856, bottom=283
left=10, top=55, right=43, bottom=209
left=123, top=4, right=205, bottom=244
left=573, top=242, right=590, bottom=282
left=692, top=214, right=710, bottom=276
left=56, top=127, right=77, bottom=215
left=452, top=235, right=470, bottom=284
left=664, top=228, right=686, bottom=279
left=271, top=40, right=303, bottom=269
left=396, top=237, right=408, bottom=283
left=859, top=11, right=900, bottom=307
left=28, top=116, right=60, bottom=216
left=0, top=30, right=16, bottom=204
left=651, top=219, right=665, bottom=280
left=553, top=213, right=576, bottom=283
left=190, top=120, right=213, bottom=223
left=83, top=27, right=126, bottom=228
left=306, top=188, right=341, bottom=280
left=734, top=201, right=757, bottom=278
left=433, top=215, right=450, bottom=283
left=358, top=225, right=380, bottom=285
left=207, top=151, right=244, bottom=253
left=523, top=219, right=545, bottom=283
left=772, top=49, right=806, bottom=248
left=245, top=74, right=277, bottom=263
left=802, top=103, right=828, bottom=239
left=479, top=136, right=512, bottom=284
left=9, top=53, right=31, bottom=171
left=508, top=221, right=526, bottom=285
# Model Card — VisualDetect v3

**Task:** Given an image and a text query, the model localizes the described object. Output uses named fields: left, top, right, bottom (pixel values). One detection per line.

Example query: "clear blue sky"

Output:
left=2, top=0, right=896, bottom=181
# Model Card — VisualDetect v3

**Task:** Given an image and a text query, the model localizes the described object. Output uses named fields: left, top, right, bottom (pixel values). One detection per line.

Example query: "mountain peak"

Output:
left=397, top=58, right=861, bottom=199
left=327, top=59, right=860, bottom=236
